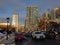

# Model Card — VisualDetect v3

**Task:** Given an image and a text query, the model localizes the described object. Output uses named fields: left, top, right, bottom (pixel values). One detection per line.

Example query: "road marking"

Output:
left=0, top=36, right=6, bottom=43
left=22, top=39, right=32, bottom=45
left=3, top=36, right=15, bottom=44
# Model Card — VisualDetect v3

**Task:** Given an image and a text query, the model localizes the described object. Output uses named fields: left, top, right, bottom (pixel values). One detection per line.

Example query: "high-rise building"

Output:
left=43, top=8, right=60, bottom=20
left=50, top=8, right=60, bottom=20
left=26, top=6, right=38, bottom=31
left=42, top=12, right=49, bottom=19
left=12, top=14, right=18, bottom=32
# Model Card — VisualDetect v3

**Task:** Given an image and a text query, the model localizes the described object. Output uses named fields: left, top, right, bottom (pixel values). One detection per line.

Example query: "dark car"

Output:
left=21, top=32, right=26, bottom=36
left=45, top=31, right=56, bottom=39
left=25, top=32, right=32, bottom=37
left=15, top=32, right=25, bottom=41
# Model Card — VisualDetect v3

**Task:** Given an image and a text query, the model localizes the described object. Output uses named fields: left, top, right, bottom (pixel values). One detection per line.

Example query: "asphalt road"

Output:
left=15, top=34, right=60, bottom=45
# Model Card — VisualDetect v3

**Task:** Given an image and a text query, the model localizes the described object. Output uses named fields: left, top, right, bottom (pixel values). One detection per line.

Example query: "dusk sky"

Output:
left=0, top=0, right=60, bottom=24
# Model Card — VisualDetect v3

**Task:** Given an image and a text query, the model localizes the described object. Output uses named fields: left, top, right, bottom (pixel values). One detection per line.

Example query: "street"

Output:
left=15, top=34, right=60, bottom=45
left=0, top=33, right=60, bottom=45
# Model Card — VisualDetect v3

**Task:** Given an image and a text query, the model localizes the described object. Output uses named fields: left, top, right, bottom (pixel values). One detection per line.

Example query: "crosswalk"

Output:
left=0, top=43, right=15, bottom=45
left=0, top=34, right=15, bottom=44
left=0, top=36, right=6, bottom=43
left=3, top=36, right=15, bottom=44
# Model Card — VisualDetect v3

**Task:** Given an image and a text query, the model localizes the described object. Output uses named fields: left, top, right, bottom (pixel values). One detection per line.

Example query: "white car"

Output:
left=32, top=31, right=46, bottom=39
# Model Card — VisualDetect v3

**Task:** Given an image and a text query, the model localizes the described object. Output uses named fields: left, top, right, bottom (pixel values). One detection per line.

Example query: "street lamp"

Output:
left=6, top=17, right=10, bottom=40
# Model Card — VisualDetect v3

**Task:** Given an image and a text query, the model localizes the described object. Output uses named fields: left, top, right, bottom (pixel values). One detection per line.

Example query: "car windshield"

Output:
left=35, top=32, right=41, bottom=34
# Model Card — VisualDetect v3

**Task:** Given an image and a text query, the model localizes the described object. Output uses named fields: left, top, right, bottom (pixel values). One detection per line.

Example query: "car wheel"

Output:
left=15, top=39, right=19, bottom=42
left=34, top=37, right=37, bottom=40
left=32, top=37, right=33, bottom=39
left=51, top=36, right=55, bottom=39
left=53, top=36, right=55, bottom=39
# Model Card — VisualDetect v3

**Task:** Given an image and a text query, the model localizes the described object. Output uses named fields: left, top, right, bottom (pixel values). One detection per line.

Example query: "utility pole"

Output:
left=6, top=17, right=10, bottom=40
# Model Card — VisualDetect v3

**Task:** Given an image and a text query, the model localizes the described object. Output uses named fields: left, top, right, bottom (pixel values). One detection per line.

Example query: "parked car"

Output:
left=21, top=32, right=26, bottom=36
left=2, top=31, right=7, bottom=36
left=32, top=31, right=46, bottom=40
left=15, top=32, right=25, bottom=41
left=48, top=28, right=58, bottom=35
left=25, top=32, right=32, bottom=37
left=45, top=31, right=56, bottom=39
left=0, top=29, right=5, bottom=33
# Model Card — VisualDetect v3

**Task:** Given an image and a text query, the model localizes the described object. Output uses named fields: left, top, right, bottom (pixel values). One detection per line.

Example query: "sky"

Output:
left=0, top=0, right=60, bottom=24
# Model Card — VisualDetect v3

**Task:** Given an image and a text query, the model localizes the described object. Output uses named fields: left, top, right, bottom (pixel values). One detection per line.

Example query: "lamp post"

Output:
left=6, top=17, right=10, bottom=40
